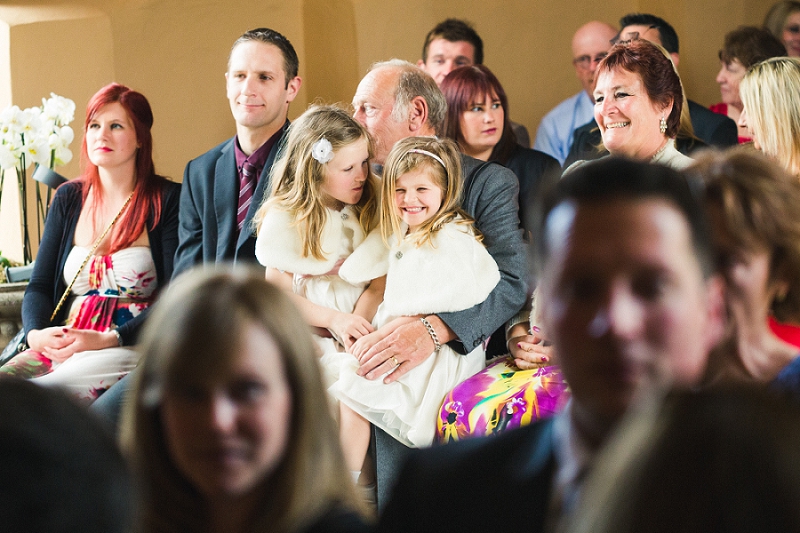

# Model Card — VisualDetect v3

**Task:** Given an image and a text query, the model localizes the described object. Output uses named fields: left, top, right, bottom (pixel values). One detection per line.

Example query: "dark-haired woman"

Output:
left=441, top=64, right=560, bottom=230
left=0, top=83, right=180, bottom=402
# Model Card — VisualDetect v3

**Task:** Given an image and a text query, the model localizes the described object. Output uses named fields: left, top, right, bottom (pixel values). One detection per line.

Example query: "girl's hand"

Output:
left=329, top=312, right=374, bottom=350
left=350, top=328, right=390, bottom=361
left=39, top=327, right=119, bottom=363
left=509, top=332, right=554, bottom=370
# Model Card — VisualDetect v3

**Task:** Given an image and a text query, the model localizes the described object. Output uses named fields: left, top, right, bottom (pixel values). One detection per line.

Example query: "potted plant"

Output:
left=0, top=93, right=75, bottom=266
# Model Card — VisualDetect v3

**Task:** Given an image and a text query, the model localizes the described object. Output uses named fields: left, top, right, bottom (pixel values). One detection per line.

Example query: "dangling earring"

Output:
left=776, top=286, right=789, bottom=303
left=659, top=116, right=667, bottom=135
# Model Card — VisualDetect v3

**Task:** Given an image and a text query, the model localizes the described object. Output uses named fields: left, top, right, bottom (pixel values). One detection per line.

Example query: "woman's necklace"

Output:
left=650, top=140, right=670, bottom=162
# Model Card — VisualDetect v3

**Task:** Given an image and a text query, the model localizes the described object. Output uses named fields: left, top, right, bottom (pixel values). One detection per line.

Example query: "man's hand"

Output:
left=357, top=318, right=436, bottom=383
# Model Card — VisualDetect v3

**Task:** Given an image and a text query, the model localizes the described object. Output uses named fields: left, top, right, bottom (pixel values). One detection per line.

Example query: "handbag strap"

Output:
left=50, top=192, right=134, bottom=322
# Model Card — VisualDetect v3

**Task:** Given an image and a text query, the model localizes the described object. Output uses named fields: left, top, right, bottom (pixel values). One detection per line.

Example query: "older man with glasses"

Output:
left=533, top=20, right=617, bottom=165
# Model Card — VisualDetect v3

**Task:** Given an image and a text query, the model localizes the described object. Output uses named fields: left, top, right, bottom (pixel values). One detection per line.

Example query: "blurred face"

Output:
left=572, top=24, right=616, bottom=98
left=716, top=58, right=746, bottom=109
left=161, top=323, right=292, bottom=499
left=353, top=67, right=410, bottom=165
left=321, top=137, right=369, bottom=208
left=226, top=41, right=300, bottom=140
left=419, top=38, right=476, bottom=86
left=86, top=102, right=139, bottom=172
left=540, top=198, right=719, bottom=424
left=458, top=92, right=504, bottom=160
left=783, top=11, right=800, bottom=57
left=394, top=166, right=443, bottom=232
left=593, top=67, right=670, bottom=159
left=737, top=107, right=760, bottom=150
left=708, top=204, right=784, bottom=326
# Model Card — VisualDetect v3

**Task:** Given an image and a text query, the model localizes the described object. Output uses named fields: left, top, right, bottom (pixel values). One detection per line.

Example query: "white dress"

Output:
left=30, top=246, right=155, bottom=402
left=322, top=219, right=501, bottom=448
left=255, top=204, right=369, bottom=352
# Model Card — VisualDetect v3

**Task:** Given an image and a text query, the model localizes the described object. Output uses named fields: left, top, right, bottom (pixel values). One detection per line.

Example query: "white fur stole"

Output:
left=255, top=205, right=366, bottom=275
left=340, top=221, right=500, bottom=316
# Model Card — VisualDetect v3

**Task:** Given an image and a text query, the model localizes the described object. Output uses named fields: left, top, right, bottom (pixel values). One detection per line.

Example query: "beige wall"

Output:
left=0, top=0, right=776, bottom=261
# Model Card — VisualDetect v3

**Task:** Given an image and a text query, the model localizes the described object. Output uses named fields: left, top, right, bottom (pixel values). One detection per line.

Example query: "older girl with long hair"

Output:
left=254, top=105, right=381, bottom=352
left=1, top=83, right=179, bottom=401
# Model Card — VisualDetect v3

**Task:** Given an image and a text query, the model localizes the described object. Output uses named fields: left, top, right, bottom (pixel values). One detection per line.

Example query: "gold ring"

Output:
left=390, top=356, right=400, bottom=367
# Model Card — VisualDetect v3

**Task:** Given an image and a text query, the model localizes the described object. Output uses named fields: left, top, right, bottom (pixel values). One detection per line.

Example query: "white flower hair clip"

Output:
left=311, top=137, right=334, bottom=164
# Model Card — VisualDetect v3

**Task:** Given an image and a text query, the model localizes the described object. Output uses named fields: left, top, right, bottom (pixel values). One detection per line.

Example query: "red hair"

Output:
left=440, top=65, right=517, bottom=165
left=78, top=83, right=162, bottom=253
left=596, top=40, right=684, bottom=139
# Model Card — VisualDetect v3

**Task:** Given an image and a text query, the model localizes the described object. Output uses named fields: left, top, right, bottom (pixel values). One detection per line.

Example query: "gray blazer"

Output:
left=439, top=155, right=528, bottom=353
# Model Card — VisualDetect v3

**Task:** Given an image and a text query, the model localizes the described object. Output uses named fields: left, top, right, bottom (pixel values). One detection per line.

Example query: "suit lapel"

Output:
left=214, top=140, right=238, bottom=260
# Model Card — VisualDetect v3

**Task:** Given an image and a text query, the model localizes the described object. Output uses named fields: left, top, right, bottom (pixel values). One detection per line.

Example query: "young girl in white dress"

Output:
left=324, top=136, right=500, bottom=475
left=254, top=105, right=382, bottom=352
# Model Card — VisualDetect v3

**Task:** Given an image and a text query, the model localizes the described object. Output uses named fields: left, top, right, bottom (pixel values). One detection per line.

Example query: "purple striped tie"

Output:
left=237, top=162, right=257, bottom=230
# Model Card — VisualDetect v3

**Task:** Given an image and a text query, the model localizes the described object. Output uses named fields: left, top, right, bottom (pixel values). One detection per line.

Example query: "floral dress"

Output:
left=0, top=246, right=156, bottom=402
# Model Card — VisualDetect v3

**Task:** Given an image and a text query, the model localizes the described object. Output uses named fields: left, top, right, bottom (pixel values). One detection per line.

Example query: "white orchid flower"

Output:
left=0, top=142, right=18, bottom=170
left=42, top=93, right=76, bottom=126
left=23, top=135, right=51, bottom=166
left=0, top=105, right=23, bottom=138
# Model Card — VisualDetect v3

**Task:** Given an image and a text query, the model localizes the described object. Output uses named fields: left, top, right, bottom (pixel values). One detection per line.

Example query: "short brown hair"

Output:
left=719, top=26, right=786, bottom=68
left=421, top=18, right=483, bottom=64
left=689, top=148, right=800, bottom=322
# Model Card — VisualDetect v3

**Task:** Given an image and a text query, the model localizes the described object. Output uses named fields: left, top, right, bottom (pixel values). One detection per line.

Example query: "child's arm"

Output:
left=265, top=267, right=374, bottom=344
left=352, top=275, right=386, bottom=324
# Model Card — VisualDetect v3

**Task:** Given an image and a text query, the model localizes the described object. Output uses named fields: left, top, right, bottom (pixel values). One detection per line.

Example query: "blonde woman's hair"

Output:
left=120, top=267, right=369, bottom=533
left=739, top=57, right=800, bottom=177
left=254, top=104, right=379, bottom=260
left=379, top=136, right=476, bottom=247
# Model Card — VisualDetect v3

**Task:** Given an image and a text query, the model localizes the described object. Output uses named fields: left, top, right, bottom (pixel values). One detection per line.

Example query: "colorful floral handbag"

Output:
left=437, top=356, right=570, bottom=443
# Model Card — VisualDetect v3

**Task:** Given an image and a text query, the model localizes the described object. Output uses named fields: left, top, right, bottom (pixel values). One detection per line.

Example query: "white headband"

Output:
left=407, top=148, right=446, bottom=168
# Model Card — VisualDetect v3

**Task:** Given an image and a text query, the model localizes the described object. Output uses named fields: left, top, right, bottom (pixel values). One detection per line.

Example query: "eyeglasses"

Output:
left=785, top=24, right=800, bottom=35
left=573, top=52, right=608, bottom=70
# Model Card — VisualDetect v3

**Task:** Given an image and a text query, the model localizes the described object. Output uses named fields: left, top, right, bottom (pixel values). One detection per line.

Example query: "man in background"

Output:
left=418, top=18, right=531, bottom=147
left=534, top=20, right=617, bottom=165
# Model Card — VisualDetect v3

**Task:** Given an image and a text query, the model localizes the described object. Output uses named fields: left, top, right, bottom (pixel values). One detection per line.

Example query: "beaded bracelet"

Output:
left=420, top=317, right=441, bottom=353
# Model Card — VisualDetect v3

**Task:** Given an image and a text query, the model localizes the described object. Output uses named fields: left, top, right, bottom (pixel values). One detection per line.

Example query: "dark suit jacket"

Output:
left=173, top=122, right=288, bottom=276
left=379, top=418, right=556, bottom=533
left=503, top=145, right=561, bottom=232
left=687, top=100, right=737, bottom=149
left=440, top=155, right=527, bottom=354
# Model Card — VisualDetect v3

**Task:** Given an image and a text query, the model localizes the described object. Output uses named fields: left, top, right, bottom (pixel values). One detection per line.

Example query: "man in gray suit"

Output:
left=352, top=59, right=527, bottom=384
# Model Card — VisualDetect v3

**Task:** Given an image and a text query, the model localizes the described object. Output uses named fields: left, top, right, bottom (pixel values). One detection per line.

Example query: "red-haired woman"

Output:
left=0, top=83, right=180, bottom=403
